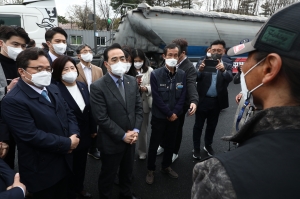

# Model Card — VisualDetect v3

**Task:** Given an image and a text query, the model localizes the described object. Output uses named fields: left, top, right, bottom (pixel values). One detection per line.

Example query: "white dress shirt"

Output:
left=66, top=84, right=86, bottom=112
left=49, top=51, right=58, bottom=62
left=80, top=62, right=92, bottom=89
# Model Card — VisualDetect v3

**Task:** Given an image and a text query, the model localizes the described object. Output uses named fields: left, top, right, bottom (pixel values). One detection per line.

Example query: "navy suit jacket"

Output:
left=57, top=81, right=96, bottom=150
left=0, top=159, right=24, bottom=199
left=1, top=79, right=80, bottom=193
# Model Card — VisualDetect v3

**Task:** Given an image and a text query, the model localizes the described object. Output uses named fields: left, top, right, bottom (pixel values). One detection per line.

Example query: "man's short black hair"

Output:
left=172, top=38, right=188, bottom=55
left=16, top=47, right=48, bottom=70
left=163, top=43, right=181, bottom=56
left=76, top=44, right=92, bottom=54
left=103, top=43, right=122, bottom=62
left=0, top=25, right=30, bottom=44
left=210, top=40, right=226, bottom=48
left=45, top=27, right=68, bottom=42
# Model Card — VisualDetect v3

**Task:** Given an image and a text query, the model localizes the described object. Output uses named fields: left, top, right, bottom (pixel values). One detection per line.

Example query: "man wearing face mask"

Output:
left=193, top=40, right=233, bottom=159
left=192, top=3, right=300, bottom=198
left=76, top=44, right=103, bottom=160
left=1, top=47, right=80, bottom=198
left=0, top=25, right=30, bottom=169
left=195, top=47, right=212, bottom=68
left=146, top=43, right=186, bottom=185
left=45, top=27, right=68, bottom=65
left=90, top=43, right=143, bottom=199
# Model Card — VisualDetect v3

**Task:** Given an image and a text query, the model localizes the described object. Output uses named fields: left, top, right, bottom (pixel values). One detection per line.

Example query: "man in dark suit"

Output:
left=45, top=27, right=68, bottom=65
left=0, top=159, right=25, bottom=199
left=90, top=43, right=143, bottom=199
left=193, top=40, right=233, bottom=159
left=1, top=48, right=80, bottom=199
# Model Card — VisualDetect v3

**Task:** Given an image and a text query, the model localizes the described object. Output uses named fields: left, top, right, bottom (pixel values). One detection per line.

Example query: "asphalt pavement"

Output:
left=83, top=81, right=242, bottom=199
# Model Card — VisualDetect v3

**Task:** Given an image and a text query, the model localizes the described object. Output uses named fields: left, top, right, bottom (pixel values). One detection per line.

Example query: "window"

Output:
left=70, top=35, right=82, bottom=45
left=97, top=36, right=106, bottom=46
left=0, top=14, right=21, bottom=27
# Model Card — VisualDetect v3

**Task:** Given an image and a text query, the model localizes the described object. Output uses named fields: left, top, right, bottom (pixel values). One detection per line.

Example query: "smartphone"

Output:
left=204, top=60, right=218, bottom=73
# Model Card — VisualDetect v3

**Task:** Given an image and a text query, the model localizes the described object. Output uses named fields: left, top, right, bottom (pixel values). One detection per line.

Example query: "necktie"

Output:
left=117, top=78, right=125, bottom=102
left=41, top=90, right=51, bottom=102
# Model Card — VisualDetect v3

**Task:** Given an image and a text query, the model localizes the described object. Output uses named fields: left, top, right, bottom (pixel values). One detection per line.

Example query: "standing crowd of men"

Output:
left=1, top=3, right=300, bottom=197
left=0, top=24, right=234, bottom=199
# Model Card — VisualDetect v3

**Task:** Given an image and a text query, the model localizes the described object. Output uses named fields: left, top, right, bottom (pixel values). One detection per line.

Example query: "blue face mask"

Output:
left=235, top=57, right=266, bottom=131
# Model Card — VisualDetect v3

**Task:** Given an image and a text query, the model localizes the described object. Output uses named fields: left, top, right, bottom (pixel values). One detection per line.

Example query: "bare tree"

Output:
left=98, top=0, right=113, bottom=30
left=67, top=0, right=94, bottom=30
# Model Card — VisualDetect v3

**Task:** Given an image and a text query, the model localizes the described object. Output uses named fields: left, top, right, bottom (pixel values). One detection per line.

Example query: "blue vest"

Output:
left=152, top=67, right=185, bottom=119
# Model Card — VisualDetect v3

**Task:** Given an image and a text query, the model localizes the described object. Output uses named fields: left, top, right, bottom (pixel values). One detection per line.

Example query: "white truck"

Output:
left=0, top=0, right=58, bottom=46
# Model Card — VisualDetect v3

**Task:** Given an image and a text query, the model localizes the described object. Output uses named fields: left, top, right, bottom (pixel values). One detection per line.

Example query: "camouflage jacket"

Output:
left=192, top=106, right=300, bottom=199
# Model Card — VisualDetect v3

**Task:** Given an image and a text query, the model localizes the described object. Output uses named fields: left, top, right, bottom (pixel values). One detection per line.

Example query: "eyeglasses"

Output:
left=81, top=50, right=93, bottom=54
left=27, top=66, right=53, bottom=73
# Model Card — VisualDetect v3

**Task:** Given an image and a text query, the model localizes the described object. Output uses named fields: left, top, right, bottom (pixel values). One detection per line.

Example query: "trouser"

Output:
left=147, top=116, right=180, bottom=171
left=173, top=106, right=189, bottom=154
left=68, top=148, right=89, bottom=199
left=137, top=112, right=150, bottom=156
left=33, top=176, right=69, bottom=199
left=98, top=144, right=135, bottom=199
left=193, top=97, right=220, bottom=149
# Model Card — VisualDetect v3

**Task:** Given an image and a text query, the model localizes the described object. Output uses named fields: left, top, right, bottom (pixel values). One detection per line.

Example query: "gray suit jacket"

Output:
left=90, top=73, right=143, bottom=154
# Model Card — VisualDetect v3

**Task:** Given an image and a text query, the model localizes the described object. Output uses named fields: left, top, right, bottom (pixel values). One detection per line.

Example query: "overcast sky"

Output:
left=55, top=0, right=86, bottom=17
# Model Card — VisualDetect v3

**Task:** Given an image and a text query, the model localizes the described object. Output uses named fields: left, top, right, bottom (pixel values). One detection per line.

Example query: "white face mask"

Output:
left=206, top=52, right=211, bottom=58
left=125, top=63, right=131, bottom=73
left=81, top=53, right=93, bottom=63
left=24, top=70, right=52, bottom=88
left=240, top=57, right=266, bottom=100
left=109, top=61, right=127, bottom=77
left=134, top=62, right=143, bottom=69
left=52, top=43, right=67, bottom=55
left=2, top=43, right=23, bottom=61
left=62, top=71, right=77, bottom=83
left=165, top=58, right=177, bottom=67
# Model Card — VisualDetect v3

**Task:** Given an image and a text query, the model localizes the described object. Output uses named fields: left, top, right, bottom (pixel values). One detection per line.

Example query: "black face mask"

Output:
left=211, top=53, right=222, bottom=61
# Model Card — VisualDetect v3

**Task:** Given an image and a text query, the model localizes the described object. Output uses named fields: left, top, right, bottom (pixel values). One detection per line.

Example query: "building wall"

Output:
left=64, top=29, right=112, bottom=55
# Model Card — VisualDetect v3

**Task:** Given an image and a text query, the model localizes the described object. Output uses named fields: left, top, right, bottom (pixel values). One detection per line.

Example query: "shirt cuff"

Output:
left=122, top=133, right=126, bottom=140
left=16, top=186, right=25, bottom=197
left=133, top=128, right=140, bottom=133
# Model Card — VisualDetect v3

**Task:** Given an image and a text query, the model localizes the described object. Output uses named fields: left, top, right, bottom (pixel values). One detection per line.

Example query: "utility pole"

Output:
left=93, top=0, right=97, bottom=55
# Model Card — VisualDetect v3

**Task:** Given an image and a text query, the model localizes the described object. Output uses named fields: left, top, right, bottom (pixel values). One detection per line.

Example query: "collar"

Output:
left=24, top=81, right=48, bottom=95
left=80, top=62, right=91, bottom=69
left=108, top=72, right=123, bottom=83
left=0, top=53, right=15, bottom=64
left=49, top=51, right=58, bottom=62
left=176, top=56, right=187, bottom=68
left=222, top=106, right=300, bottom=143
left=164, top=65, right=177, bottom=77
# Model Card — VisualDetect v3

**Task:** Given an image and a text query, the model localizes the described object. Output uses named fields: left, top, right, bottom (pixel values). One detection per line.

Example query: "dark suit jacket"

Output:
left=197, top=62, right=233, bottom=109
left=57, top=81, right=97, bottom=150
left=90, top=73, right=143, bottom=154
left=0, top=159, right=24, bottom=199
left=1, top=79, right=80, bottom=193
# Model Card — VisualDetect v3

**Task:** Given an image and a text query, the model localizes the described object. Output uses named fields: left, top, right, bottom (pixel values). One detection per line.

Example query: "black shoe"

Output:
left=204, top=145, right=215, bottom=156
left=193, top=149, right=201, bottom=159
left=88, top=148, right=101, bottom=159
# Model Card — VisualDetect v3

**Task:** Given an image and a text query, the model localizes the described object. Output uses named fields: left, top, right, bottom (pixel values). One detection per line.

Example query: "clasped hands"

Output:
left=124, top=130, right=138, bottom=144
left=167, top=113, right=178, bottom=122
left=68, top=134, right=80, bottom=153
